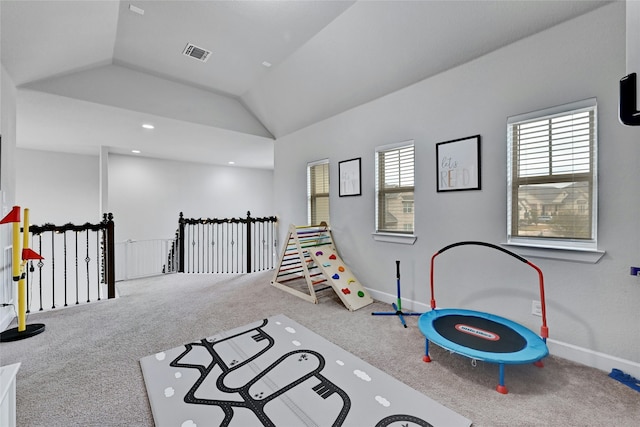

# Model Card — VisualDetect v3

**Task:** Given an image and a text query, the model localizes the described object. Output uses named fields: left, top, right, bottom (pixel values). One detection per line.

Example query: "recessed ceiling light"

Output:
left=228, top=161, right=235, bottom=165
left=129, top=4, right=144, bottom=15
left=262, top=61, right=272, bottom=68
left=142, top=123, right=154, bottom=130
left=132, top=150, right=141, bottom=154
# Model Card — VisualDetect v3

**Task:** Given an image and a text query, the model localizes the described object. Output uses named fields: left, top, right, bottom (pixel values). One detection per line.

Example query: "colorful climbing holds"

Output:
left=329, top=254, right=337, bottom=260
left=332, top=274, right=340, bottom=280
left=357, top=291, right=365, bottom=297
left=341, top=288, right=351, bottom=295
left=347, top=278, right=355, bottom=284
left=315, top=251, right=323, bottom=256
left=323, top=263, right=331, bottom=267
left=338, top=266, right=345, bottom=272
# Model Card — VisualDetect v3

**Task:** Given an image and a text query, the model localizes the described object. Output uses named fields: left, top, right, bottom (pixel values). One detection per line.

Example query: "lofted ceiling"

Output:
left=1, top=0, right=611, bottom=169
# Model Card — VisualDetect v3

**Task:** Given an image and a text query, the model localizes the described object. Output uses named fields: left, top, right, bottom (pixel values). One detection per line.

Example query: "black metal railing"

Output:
left=25, top=213, right=116, bottom=311
left=176, top=211, right=277, bottom=274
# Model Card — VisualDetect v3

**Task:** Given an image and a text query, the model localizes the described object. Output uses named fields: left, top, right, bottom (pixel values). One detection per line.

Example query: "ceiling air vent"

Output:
left=183, top=43, right=211, bottom=63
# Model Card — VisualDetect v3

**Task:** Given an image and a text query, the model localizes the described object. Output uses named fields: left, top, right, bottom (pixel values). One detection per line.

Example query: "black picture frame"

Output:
left=338, top=157, right=361, bottom=197
left=436, top=135, right=481, bottom=192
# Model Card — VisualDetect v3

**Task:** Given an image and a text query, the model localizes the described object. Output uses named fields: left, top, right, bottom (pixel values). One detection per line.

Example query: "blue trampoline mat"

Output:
left=418, top=308, right=548, bottom=365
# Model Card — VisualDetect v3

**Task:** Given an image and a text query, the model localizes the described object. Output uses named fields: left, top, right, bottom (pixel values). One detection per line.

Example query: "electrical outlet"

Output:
left=531, top=300, right=542, bottom=317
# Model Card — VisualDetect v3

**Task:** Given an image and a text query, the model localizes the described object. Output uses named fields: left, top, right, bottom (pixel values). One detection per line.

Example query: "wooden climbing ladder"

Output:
left=271, top=224, right=373, bottom=311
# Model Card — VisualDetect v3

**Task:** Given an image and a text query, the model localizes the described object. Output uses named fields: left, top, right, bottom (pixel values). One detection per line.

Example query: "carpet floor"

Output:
left=1, top=271, right=639, bottom=426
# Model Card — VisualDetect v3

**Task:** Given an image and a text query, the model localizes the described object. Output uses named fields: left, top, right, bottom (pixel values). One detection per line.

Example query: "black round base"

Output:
left=0, top=323, right=46, bottom=342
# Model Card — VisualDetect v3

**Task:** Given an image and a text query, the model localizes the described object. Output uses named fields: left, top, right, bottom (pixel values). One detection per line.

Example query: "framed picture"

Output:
left=436, top=135, right=481, bottom=192
left=339, top=157, right=361, bottom=197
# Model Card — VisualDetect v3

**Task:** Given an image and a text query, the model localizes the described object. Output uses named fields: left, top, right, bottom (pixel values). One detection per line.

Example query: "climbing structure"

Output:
left=271, top=224, right=373, bottom=311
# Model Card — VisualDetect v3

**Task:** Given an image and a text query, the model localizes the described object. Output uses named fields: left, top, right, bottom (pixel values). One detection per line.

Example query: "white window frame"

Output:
left=307, top=159, right=330, bottom=226
left=506, top=98, right=600, bottom=256
left=372, top=141, right=417, bottom=245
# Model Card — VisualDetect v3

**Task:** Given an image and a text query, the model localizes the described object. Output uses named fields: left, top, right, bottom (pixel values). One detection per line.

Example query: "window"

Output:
left=507, top=98, right=597, bottom=251
left=307, top=159, right=330, bottom=225
left=375, top=142, right=415, bottom=234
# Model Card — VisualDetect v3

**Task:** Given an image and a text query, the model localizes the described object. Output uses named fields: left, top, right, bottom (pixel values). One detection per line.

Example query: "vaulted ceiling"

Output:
left=1, top=0, right=611, bottom=168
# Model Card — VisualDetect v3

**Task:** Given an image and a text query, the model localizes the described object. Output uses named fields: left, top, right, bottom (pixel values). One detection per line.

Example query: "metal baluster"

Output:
left=222, top=221, right=229, bottom=273
left=37, top=235, right=44, bottom=311
left=75, top=230, right=79, bottom=305
left=253, top=219, right=256, bottom=273
left=201, top=221, right=206, bottom=273
left=216, top=223, right=220, bottom=273
left=51, top=233, right=56, bottom=309
left=96, top=230, right=101, bottom=300
left=202, top=222, right=206, bottom=273
left=85, top=230, right=90, bottom=302
left=226, top=222, right=230, bottom=273
left=232, top=221, right=236, bottom=273
left=259, top=221, right=264, bottom=271
left=62, top=230, right=68, bottom=307
left=236, top=221, right=239, bottom=273
left=254, top=221, right=258, bottom=272
left=25, top=259, right=30, bottom=314
left=262, top=221, right=266, bottom=271
left=261, top=221, right=264, bottom=271
left=190, top=224, right=195, bottom=274
left=206, top=222, right=210, bottom=273
left=213, top=223, right=217, bottom=273
left=251, top=221, right=262, bottom=273
left=271, top=221, right=275, bottom=269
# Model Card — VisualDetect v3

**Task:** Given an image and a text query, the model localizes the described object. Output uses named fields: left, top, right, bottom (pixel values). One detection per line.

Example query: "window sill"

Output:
left=372, top=232, right=417, bottom=245
left=502, top=242, right=605, bottom=264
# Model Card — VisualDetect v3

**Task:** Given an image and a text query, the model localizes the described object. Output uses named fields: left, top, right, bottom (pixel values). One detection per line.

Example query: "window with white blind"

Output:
left=307, top=160, right=330, bottom=225
left=507, top=98, right=597, bottom=251
left=375, top=142, right=415, bottom=235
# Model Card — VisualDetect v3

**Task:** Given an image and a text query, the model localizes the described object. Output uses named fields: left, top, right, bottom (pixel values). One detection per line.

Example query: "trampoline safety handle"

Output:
left=429, top=241, right=549, bottom=338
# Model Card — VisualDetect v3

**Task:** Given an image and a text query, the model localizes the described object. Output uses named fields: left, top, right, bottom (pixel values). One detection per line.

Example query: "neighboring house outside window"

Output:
left=507, top=98, right=597, bottom=251
left=307, top=159, right=330, bottom=225
left=375, top=142, right=415, bottom=234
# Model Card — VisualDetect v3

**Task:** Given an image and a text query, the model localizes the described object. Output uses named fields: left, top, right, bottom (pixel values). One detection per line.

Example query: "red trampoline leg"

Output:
left=496, top=364, right=508, bottom=394
left=423, top=339, right=432, bottom=363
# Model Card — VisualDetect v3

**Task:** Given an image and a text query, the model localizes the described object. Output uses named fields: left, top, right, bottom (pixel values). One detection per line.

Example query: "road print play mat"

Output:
left=140, top=314, right=471, bottom=427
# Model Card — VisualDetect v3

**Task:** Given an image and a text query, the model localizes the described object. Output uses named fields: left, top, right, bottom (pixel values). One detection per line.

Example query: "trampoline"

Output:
left=418, top=241, right=549, bottom=394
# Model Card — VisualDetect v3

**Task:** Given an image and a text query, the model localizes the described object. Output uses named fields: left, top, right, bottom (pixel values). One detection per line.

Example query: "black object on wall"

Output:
left=620, top=73, right=640, bottom=126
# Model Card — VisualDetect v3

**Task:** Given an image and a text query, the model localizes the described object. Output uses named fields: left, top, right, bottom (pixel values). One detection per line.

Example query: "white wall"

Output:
left=273, top=3, right=640, bottom=369
left=15, top=149, right=100, bottom=226
left=1, top=65, right=18, bottom=330
left=108, top=154, right=274, bottom=242
left=1, top=66, right=17, bottom=211
left=13, top=151, right=274, bottom=244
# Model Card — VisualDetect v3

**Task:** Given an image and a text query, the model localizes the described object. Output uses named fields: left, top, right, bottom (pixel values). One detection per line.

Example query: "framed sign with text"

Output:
left=436, top=135, right=481, bottom=192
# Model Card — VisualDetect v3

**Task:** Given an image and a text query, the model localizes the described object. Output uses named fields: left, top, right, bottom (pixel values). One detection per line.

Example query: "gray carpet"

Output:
left=1, top=271, right=639, bottom=426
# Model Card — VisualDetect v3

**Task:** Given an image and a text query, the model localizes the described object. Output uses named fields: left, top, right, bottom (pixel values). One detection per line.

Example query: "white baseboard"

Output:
left=367, top=288, right=430, bottom=313
left=367, top=288, right=640, bottom=379
left=546, top=339, right=640, bottom=379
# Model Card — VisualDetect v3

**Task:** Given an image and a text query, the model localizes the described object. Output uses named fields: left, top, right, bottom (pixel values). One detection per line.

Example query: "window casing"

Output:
left=507, top=98, right=597, bottom=251
left=375, top=142, right=415, bottom=234
left=307, top=160, right=330, bottom=225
